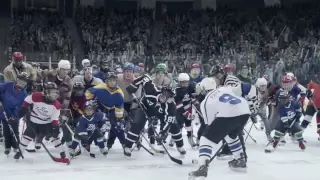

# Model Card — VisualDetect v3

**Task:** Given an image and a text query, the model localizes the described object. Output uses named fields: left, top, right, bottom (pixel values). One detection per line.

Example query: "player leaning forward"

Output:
left=14, top=82, right=69, bottom=163
left=189, top=83, right=253, bottom=179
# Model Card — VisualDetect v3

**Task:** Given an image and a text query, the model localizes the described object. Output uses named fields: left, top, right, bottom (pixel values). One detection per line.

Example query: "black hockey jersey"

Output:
left=175, top=83, right=196, bottom=118
left=127, top=74, right=176, bottom=122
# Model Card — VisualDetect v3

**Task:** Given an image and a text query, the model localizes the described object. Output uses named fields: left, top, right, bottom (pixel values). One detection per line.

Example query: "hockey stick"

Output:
left=132, top=94, right=183, bottom=165
left=0, top=104, right=24, bottom=159
left=244, top=123, right=257, bottom=143
left=140, top=132, right=165, bottom=154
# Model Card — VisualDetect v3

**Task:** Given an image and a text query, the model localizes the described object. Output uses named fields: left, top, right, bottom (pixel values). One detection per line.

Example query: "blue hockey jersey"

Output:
left=278, top=100, right=302, bottom=123
left=85, top=83, right=124, bottom=119
left=0, top=82, right=27, bottom=120
left=75, top=111, right=107, bottom=136
left=94, top=71, right=106, bottom=82
left=275, top=85, right=305, bottom=103
left=189, top=74, right=204, bottom=84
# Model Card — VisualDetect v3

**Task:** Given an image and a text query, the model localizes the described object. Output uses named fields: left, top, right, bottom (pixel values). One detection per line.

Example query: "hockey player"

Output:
left=189, top=63, right=204, bottom=83
left=255, top=77, right=272, bottom=141
left=118, top=63, right=141, bottom=113
left=265, top=89, right=305, bottom=153
left=189, top=84, right=251, bottom=178
left=237, top=65, right=251, bottom=83
left=72, top=66, right=103, bottom=90
left=85, top=70, right=125, bottom=150
left=152, top=63, right=172, bottom=88
left=124, top=74, right=186, bottom=157
left=175, top=73, right=197, bottom=147
left=3, top=52, right=36, bottom=82
left=0, top=73, right=28, bottom=155
left=69, top=100, right=111, bottom=156
left=134, top=65, right=142, bottom=77
left=195, top=78, right=218, bottom=145
left=40, top=60, right=73, bottom=146
left=14, top=82, right=69, bottom=162
left=69, top=82, right=87, bottom=127
left=300, top=76, right=320, bottom=139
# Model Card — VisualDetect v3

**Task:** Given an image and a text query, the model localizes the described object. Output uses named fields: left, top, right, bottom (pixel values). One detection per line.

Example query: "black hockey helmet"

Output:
left=105, top=70, right=118, bottom=90
left=73, top=81, right=85, bottom=96
left=44, top=82, right=60, bottom=101
left=82, top=100, right=98, bottom=118
left=159, top=85, right=175, bottom=103
left=278, top=89, right=290, bottom=106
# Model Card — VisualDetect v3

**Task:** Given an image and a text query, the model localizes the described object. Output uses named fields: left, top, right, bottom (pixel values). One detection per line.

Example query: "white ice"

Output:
left=1, top=110, right=320, bottom=180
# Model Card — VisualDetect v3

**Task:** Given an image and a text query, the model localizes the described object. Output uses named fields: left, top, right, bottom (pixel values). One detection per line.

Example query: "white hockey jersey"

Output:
left=200, top=86, right=250, bottom=125
left=23, top=92, right=61, bottom=124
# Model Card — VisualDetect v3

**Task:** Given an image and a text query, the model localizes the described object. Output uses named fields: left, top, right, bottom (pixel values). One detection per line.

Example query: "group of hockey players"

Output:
left=0, top=51, right=319, bottom=179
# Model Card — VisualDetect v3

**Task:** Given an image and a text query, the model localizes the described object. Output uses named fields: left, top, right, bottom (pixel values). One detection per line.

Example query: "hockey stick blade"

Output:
left=25, top=149, right=36, bottom=153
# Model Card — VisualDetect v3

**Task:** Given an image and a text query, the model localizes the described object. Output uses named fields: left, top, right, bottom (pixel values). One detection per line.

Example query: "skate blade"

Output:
left=229, top=166, right=247, bottom=173
left=188, top=176, right=206, bottom=180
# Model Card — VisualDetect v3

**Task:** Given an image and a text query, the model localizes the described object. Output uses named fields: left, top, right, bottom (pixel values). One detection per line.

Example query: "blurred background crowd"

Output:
left=4, top=0, right=320, bottom=86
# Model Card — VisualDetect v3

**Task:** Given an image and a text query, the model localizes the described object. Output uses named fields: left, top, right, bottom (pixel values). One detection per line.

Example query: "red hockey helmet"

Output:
left=12, top=52, right=23, bottom=61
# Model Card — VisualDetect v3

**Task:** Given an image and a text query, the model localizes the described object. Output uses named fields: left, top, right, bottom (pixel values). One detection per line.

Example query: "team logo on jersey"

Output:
left=182, top=94, right=190, bottom=102
left=87, top=124, right=96, bottom=131
left=35, top=106, right=49, bottom=117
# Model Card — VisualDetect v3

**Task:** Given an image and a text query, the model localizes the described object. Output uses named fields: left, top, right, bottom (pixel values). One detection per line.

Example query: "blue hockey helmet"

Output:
left=105, top=70, right=118, bottom=90
left=82, top=100, right=98, bottom=118
left=123, top=62, right=134, bottom=71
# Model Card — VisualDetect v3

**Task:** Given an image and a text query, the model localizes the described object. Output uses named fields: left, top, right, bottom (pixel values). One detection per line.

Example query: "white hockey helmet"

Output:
left=58, top=60, right=71, bottom=70
left=224, top=75, right=241, bottom=87
left=82, top=59, right=90, bottom=67
left=255, top=78, right=268, bottom=91
left=200, top=77, right=217, bottom=91
left=178, top=73, right=190, bottom=82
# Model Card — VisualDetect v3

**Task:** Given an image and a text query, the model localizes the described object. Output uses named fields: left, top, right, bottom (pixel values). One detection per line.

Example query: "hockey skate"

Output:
left=188, top=159, right=209, bottom=180
left=168, top=137, right=174, bottom=147
left=177, top=147, right=186, bottom=156
left=100, top=148, right=108, bottom=156
left=4, top=148, right=11, bottom=155
left=35, top=143, right=41, bottom=150
left=228, top=153, right=247, bottom=172
left=188, top=136, right=197, bottom=147
left=266, top=133, right=273, bottom=142
left=123, top=147, right=131, bottom=157
left=298, top=141, right=306, bottom=150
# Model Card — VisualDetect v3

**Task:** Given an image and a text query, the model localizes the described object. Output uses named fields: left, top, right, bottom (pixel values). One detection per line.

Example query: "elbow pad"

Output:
left=19, top=107, right=29, bottom=119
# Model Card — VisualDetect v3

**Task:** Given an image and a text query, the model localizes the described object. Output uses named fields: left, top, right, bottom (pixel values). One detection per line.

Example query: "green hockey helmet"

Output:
left=156, top=63, right=167, bottom=73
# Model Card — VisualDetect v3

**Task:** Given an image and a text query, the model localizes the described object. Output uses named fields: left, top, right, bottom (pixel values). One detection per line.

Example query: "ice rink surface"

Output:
left=1, top=115, right=320, bottom=180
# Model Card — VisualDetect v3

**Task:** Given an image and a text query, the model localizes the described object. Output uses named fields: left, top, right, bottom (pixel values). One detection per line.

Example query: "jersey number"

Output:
left=219, top=94, right=241, bottom=105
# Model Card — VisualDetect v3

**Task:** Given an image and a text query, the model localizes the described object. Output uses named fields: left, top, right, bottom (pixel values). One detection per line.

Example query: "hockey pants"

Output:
left=201, top=114, right=249, bottom=157
left=197, top=113, right=206, bottom=141
left=125, top=108, right=184, bottom=148
left=177, top=113, right=193, bottom=137
left=258, top=103, right=272, bottom=135
left=20, top=121, right=63, bottom=153
left=274, top=120, right=304, bottom=142
left=268, top=105, right=280, bottom=131
left=106, top=110, right=125, bottom=148
left=70, top=129, right=106, bottom=150
left=1, top=119, right=19, bottom=149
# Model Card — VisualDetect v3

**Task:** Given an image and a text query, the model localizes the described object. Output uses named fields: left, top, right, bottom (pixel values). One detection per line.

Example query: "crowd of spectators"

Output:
left=11, top=8, right=73, bottom=60
left=6, top=2, right=320, bottom=86
left=154, top=2, right=320, bottom=85
left=75, top=6, right=153, bottom=65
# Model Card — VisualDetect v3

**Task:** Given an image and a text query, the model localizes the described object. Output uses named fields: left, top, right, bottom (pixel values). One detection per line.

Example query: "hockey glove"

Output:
left=100, top=121, right=111, bottom=133
left=250, top=115, right=258, bottom=123
left=52, top=120, right=60, bottom=138
left=60, top=115, right=69, bottom=125
left=306, top=89, right=313, bottom=100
